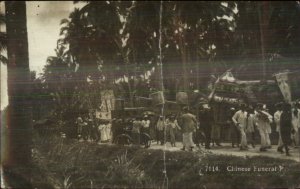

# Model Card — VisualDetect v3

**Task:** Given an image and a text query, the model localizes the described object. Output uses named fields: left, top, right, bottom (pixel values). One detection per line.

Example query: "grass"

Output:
left=30, top=135, right=300, bottom=189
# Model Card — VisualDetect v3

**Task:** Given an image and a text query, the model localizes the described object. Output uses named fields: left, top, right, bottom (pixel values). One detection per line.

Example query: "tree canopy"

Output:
left=39, top=1, right=300, bottom=108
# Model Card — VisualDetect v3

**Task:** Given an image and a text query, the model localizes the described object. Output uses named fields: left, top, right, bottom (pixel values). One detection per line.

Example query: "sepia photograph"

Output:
left=1, top=1, right=300, bottom=189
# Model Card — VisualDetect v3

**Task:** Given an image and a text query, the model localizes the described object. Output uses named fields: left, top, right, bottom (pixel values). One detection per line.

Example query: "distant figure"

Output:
left=141, top=116, right=150, bottom=134
left=263, top=105, right=272, bottom=149
left=132, top=117, right=142, bottom=145
left=166, top=115, right=181, bottom=147
left=198, top=103, right=213, bottom=149
left=82, top=117, right=89, bottom=141
left=232, top=103, right=248, bottom=150
left=140, top=116, right=151, bottom=148
left=99, top=120, right=111, bottom=143
left=255, top=103, right=273, bottom=152
left=280, top=103, right=294, bottom=156
left=211, top=103, right=223, bottom=147
left=274, top=103, right=283, bottom=153
left=246, top=106, right=256, bottom=148
left=76, top=116, right=84, bottom=139
left=178, top=107, right=197, bottom=151
left=156, top=116, right=166, bottom=145
left=228, top=107, right=240, bottom=148
left=111, top=119, right=123, bottom=143
left=291, top=104, right=300, bottom=147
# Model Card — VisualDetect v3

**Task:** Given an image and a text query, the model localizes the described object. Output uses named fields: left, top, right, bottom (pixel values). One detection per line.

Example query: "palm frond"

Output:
left=60, top=18, right=70, bottom=25
left=59, top=26, right=70, bottom=36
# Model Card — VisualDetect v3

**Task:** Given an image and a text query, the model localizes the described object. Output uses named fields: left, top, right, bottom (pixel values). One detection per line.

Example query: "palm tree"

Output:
left=231, top=1, right=300, bottom=80
left=154, top=2, right=236, bottom=93
left=269, top=1, right=300, bottom=58
left=72, top=1, right=157, bottom=106
left=59, top=8, right=99, bottom=79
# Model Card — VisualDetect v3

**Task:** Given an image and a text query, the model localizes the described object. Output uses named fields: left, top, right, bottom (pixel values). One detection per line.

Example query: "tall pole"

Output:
left=258, top=1, right=269, bottom=81
left=4, top=1, right=32, bottom=187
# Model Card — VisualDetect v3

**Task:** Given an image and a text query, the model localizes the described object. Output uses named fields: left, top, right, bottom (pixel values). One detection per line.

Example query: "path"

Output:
left=148, top=142, right=300, bottom=162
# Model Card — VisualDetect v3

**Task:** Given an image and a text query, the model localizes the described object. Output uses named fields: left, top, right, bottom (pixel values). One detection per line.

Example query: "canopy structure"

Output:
left=209, top=70, right=283, bottom=106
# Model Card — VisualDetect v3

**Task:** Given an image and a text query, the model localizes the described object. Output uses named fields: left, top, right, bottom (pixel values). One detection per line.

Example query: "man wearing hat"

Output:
left=178, top=107, right=197, bottom=151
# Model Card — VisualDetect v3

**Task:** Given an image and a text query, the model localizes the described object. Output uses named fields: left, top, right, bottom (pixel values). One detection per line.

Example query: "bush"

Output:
left=32, top=136, right=300, bottom=189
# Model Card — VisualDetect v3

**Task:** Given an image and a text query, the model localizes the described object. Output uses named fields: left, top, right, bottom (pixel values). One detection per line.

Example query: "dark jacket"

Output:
left=280, top=111, right=292, bottom=145
left=179, top=113, right=197, bottom=133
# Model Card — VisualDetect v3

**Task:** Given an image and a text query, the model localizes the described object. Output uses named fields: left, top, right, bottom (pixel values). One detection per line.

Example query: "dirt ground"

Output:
left=147, top=141, right=300, bottom=162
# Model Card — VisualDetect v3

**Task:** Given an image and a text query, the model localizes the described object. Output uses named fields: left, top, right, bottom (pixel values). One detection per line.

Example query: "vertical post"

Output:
left=196, top=49, right=199, bottom=90
left=258, top=1, right=269, bottom=81
left=4, top=1, right=32, bottom=187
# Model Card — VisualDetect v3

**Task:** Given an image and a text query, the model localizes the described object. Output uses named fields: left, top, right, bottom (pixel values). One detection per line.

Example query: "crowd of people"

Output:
left=73, top=101, right=300, bottom=157
left=76, top=111, right=112, bottom=143
left=198, top=101, right=300, bottom=156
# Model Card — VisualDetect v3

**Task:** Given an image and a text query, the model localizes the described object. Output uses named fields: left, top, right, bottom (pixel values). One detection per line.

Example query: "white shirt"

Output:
left=142, top=120, right=150, bottom=128
left=246, top=114, right=256, bottom=133
left=254, top=110, right=273, bottom=133
left=232, top=110, right=248, bottom=129
left=274, top=110, right=282, bottom=132
left=292, top=108, right=300, bottom=131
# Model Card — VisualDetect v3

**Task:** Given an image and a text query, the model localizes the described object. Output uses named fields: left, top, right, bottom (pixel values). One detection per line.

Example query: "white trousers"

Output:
left=239, top=127, right=247, bottom=148
left=182, top=132, right=194, bottom=149
left=278, top=131, right=283, bottom=147
left=259, top=128, right=269, bottom=148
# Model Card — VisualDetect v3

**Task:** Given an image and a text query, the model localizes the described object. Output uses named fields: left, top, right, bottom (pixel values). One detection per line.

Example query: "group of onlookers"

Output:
left=151, top=101, right=300, bottom=156
left=228, top=102, right=299, bottom=156
left=75, top=101, right=300, bottom=156
left=130, top=116, right=151, bottom=145
left=76, top=112, right=112, bottom=142
left=154, top=107, right=198, bottom=151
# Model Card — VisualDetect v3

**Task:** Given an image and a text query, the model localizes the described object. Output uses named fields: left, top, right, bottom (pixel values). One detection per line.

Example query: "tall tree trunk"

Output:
left=196, top=48, right=200, bottom=89
left=4, top=1, right=32, bottom=187
left=180, top=34, right=189, bottom=92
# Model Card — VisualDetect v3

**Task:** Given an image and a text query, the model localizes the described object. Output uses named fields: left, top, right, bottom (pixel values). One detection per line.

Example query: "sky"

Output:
left=1, top=1, right=86, bottom=110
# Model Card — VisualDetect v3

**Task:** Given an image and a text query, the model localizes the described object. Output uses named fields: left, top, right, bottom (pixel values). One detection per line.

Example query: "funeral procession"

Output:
left=1, top=1, right=300, bottom=189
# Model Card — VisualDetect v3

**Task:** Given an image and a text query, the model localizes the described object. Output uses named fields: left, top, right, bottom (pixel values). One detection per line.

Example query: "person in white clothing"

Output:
left=232, top=103, right=248, bottom=150
left=246, top=107, right=256, bottom=148
left=274, top=102, right=283, bottom=153
left=166, top=115, right=181, bottom=147
left=263, top=105, right=272, bottom=148
left=141, top=116, right=150, bottom=134
left=255, top=103, right=273, bottom=152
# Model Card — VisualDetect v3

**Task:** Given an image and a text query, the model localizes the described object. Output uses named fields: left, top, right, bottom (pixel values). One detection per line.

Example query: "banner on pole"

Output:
left=275, top=72, right=292, bottom=103
left=275, top=71, right=300, bottom=103
left=96, top=90, right=115, bottom=119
